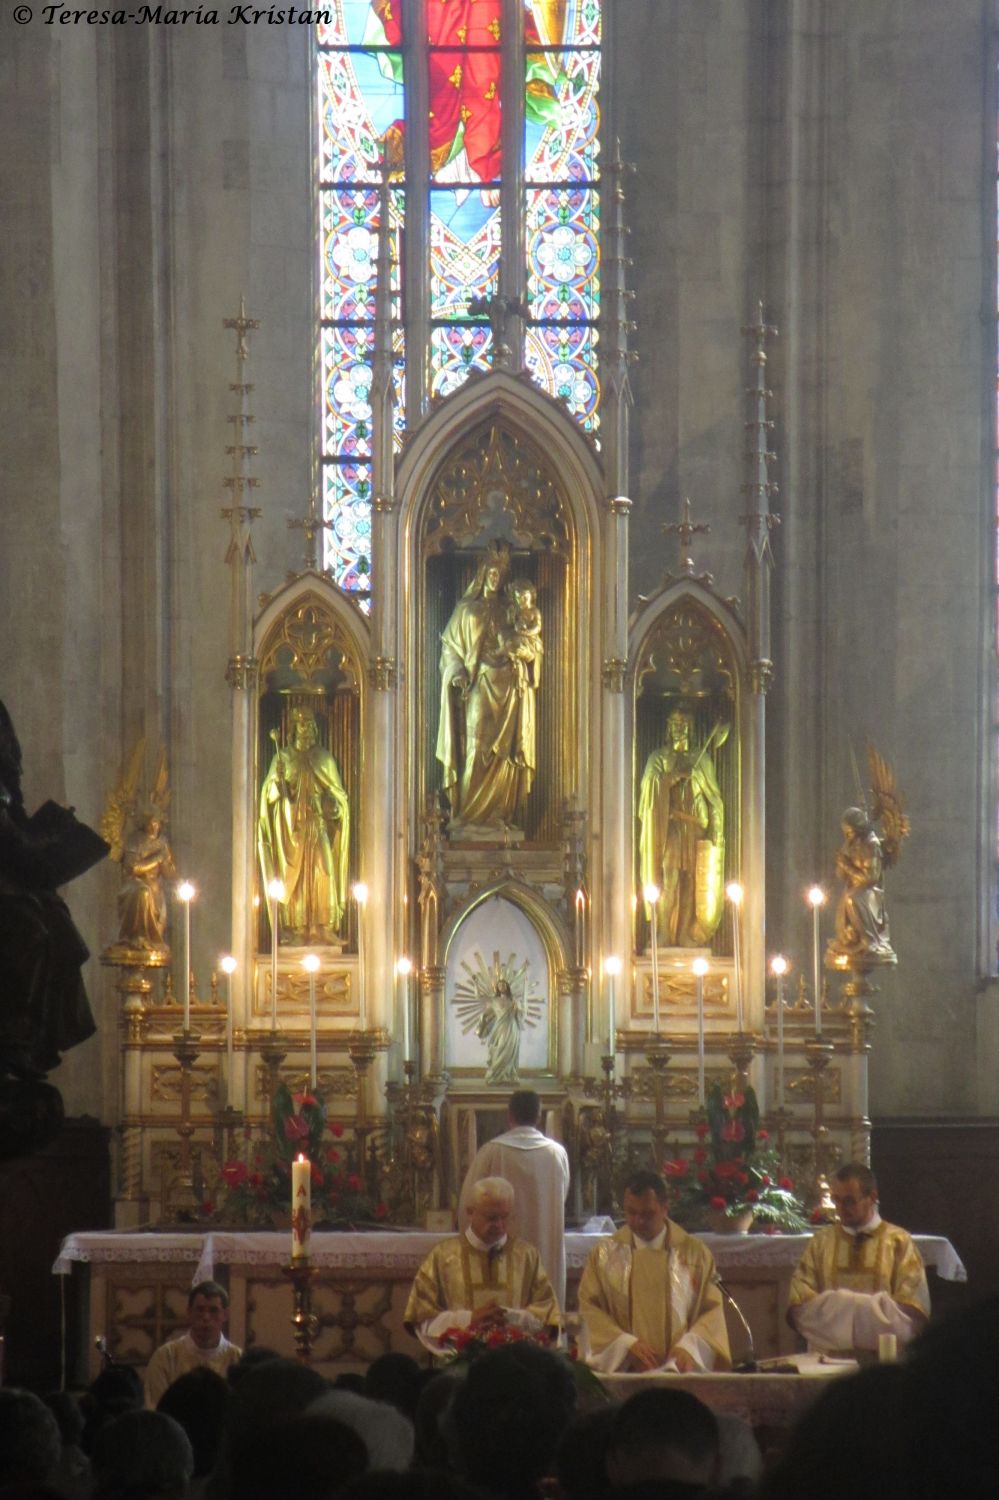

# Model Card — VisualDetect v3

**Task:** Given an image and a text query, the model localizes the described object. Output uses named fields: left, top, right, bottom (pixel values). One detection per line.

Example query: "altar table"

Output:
left=601, top=1354, right=858, bottom=1429
left=53, top=1229, right=965, bottom=1385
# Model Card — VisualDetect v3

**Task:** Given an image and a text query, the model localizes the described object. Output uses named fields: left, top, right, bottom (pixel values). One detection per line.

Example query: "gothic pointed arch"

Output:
left=401, top=374, right=603, bottom=845
left=628, top=581, right=748, bottom=960
left=253, top=573, right=370, bottom=951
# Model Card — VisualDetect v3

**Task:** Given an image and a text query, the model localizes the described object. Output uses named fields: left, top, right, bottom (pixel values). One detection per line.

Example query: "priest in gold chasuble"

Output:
left=579, top=1171, right=730, bottom=1374
left=789, top=1162, right=929, bottom=1354
left=405, top=1176, right=560, bottom=1356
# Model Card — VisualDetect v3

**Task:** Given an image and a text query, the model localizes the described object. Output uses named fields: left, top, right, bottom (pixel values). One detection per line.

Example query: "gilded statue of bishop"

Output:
left=258, top=707, right=350, bottom=945
left=638, top=707, right=726, bottom=947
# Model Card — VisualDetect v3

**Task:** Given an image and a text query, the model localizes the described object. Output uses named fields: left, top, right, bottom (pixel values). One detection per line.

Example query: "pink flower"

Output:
left=201, top=1200, right=215, bottom=1216
left=330, top=1121, right=345, bottom=1139
left=746, top=1189, right=758, bottom=1202
left=694, top=1122, right=709, bottom=1139
left=780, top=1176, right=795, bottom=1191
left=693, top=1149, right=707, bottom=1164
left=761, top=1174, right=772, bottom=1187
left=721, top=1121, right=746, bottom=1143
left=222, top=1160, right=249, bottom=1188
left=326, top=1147, right=341, bottom=1164
left=709, top=1196, right=727, bottom=1211
left=293, top=1092, right=318, bottom=1109
left=663, top=1158, right=689, bottom=1178
left=757, top=1128, right=770, bottom=1141
left=724, top=1092, right=745, bottom=1110
left=284, top=1114, right=310, bottom=1142
left=347, top=1174, right=362, bottom=1192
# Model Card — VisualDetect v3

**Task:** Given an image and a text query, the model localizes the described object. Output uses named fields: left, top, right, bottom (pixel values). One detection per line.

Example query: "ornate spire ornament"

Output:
left=739, top=300, right=781, bottom=695
left=221, top=295, right=261, bottom=690
left=662, top=497, right=713, bottom=587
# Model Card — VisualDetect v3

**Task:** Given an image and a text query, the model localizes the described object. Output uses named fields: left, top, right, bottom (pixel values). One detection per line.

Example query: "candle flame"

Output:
left=642, top=883, right=660, bottom=905
left=396, top=956, right=413, bottom=976
left=725, top=881, right=744, bottom=905
left=302, top=953, right=320, bottom=974
left=604, top=955, right=622, bottom=977
left=220, top=954, right=237, bottom=975
left=692, top=957, right=709, bottom=976
left=807, top=885, right=826, bottom=907
left=770, top=954, right=788, bottom=976
left=176, top=880, right=196, bottom=903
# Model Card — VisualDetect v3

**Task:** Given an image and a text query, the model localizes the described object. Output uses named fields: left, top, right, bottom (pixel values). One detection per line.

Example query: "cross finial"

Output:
left=663, top=497, right=710, bottom=576
left=223, top=293, right=261, bottom=361
left=288, top=511, right=333, bottom=572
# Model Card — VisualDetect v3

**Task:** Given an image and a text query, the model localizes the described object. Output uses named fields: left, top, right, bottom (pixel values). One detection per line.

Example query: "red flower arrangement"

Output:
left=214, top=1082, right=387, bottom=1228
left=663, top=1084, right=808, bottom=1232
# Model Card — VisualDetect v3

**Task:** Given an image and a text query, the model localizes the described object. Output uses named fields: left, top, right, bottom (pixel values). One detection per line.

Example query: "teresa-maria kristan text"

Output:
left=41, top=5, right=335, bottom=23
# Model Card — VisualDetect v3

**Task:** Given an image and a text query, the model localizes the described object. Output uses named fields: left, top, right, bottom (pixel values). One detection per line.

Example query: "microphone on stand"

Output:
left=714, top=1274, right=757, bottom=1372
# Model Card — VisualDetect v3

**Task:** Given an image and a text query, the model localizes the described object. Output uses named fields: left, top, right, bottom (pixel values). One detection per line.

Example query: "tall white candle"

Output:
left=808, top=887, right=825, bottom=1034
left=353, top=882, right=368, bottom=1029
left=397, top=956, right=413, bottom=1065
left=575, top=888, right=585, bottom=969
left=771, top=955, right=788, bottom=1107
left=267, top=878, right=285, bottom=1029
left=291, top=1153, right=311, bottom=1260
left=693, top=958, right=709, bottom=1105
left=643, top=884, right=661, bottom=1034
left=221, top=954, right=236, bottom=1101
left=303, top=953, right=320, bottom=1089
left=177, top=882, right=196, bottom=1031
left=726, top=882, right=744, bottom=1031
left=605, top=956, right=621, bottom=1058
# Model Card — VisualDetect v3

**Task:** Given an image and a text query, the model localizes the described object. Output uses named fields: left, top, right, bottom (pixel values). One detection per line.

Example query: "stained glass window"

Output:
left=317, top=0, right=602, bottom=594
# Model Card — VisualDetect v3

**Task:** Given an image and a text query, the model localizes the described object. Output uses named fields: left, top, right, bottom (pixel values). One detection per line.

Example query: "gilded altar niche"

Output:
left=633, top=598, right=740, bottom=967
left=416, top=420, right=577, bottom=845
left=255, top=595, right=362, bottom=955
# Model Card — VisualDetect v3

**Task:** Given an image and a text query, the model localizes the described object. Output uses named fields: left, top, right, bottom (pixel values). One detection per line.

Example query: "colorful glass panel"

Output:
left=318, top=49, right=403, bottom=184
left=430, top=325, right=494, bottom=399
left=524, top=45, right=601, bottom=185
left=526, top=186, right=599, bottom=322
left=430, top=187, right=501, bottom=317
left=525, top=323, right=600, bottom=430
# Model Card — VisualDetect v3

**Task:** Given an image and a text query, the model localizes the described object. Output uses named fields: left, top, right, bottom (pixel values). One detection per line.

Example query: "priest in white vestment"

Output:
left=789, top=1162, right=930, bottom=1354
left=458, top=1089, right=571, bottom=1310
left=579, top=1170, right=730, bottom=1374
left=405, top=1176, right=561, bottom=1356
left=144, top=1280, right=242, bottom=1407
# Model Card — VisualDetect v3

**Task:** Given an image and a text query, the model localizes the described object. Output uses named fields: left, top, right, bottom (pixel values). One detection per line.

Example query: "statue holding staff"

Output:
left=638, top=707, right=726, bottom=948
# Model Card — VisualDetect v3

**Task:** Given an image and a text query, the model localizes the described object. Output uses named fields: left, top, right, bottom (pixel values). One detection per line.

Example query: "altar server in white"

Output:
left=458, top=1089, right=571, bottom=1311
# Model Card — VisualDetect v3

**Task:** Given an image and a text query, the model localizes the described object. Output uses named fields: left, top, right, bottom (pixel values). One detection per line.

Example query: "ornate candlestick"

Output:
left=258, top=1030, right=288, bottom=1110
left=804, top=1033, right=835, bottom=1211
left=644, top=1041, right=673, bottom=1168
left=282, top=1259, right=320, bottom=1364
left=385, top=1060, right=441, bottom=1224
left=213, top=1103, right=245, bottom=1167
left=767, top=1105, right=795, bottom=1175
left=348, top=1030, right=382, bottom=1195
left=167, top=1029, right=202, bottom=1222
left=581, top=1055, right=631, bottom=1215
left=726, top=1030, right=756, bottom=1092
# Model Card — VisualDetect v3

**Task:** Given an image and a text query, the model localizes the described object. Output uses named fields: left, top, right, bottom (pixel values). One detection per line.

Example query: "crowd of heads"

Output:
left=5, top=1290, right=999, bottom=1500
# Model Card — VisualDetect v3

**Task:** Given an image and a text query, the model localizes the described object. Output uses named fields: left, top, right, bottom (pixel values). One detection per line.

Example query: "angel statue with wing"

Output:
left=825, top=745, right=910, bottom=973
left=452, top=951, right=544, bottom=1085
left=101, top=743, right=175, bottom=957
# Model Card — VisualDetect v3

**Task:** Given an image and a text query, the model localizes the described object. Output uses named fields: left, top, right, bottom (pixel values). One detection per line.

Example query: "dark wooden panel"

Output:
left=0, top=1116, right=111, bottom=1391
left=873, top=1118, right=999, bottom=1304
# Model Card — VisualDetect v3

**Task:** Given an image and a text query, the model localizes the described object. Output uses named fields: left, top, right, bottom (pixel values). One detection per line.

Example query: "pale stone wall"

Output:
left=1, top=2, right=992, bottom=1122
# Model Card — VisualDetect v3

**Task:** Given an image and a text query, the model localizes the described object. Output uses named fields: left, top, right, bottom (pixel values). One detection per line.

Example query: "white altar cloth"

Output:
left=53, top=1228, right=966, bottom=1286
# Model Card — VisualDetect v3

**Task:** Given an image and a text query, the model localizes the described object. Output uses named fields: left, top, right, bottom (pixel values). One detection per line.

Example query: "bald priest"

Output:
left=405, top=1176, right=560, bottom=1355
